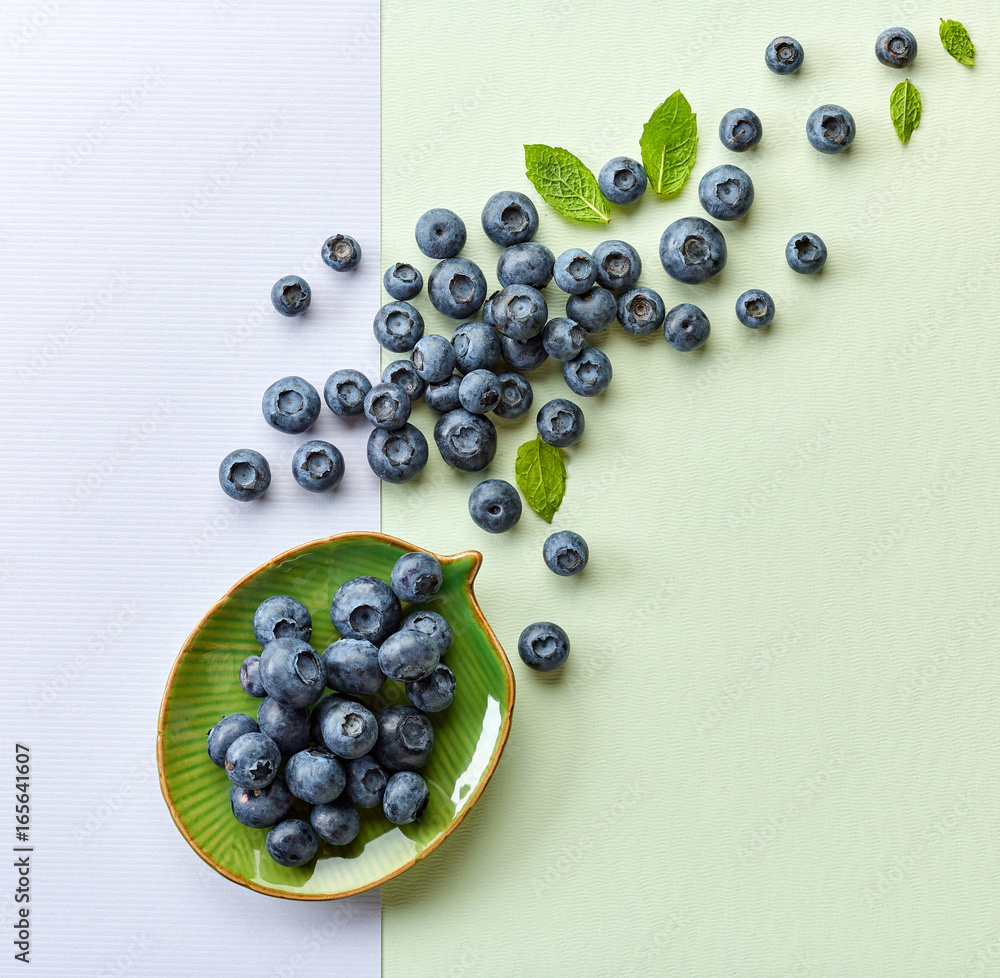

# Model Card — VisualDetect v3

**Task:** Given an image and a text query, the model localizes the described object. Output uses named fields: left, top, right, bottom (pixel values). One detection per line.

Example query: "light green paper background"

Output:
left=381, top=2, right=1000, bottom=973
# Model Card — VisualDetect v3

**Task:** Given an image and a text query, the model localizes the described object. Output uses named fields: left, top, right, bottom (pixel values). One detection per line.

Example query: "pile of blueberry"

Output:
left=207, top=550, right=461, bottom=867
left=208, top=549, right=572, bottom=865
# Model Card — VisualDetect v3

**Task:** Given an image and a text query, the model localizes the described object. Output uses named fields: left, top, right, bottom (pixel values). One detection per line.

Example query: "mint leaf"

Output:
left=515, top=434, right=566, bottom=523
left=890, top=79, right=922, bottom=144
left=523, top=145, right=610, bottom=224
left=639, top=90, right=698, bottom=197
left=940, top=18, right=975, bottom=65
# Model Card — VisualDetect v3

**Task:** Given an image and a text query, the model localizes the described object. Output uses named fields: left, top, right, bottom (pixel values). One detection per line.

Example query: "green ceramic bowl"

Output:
left=157, top=532, right=515, bottom=900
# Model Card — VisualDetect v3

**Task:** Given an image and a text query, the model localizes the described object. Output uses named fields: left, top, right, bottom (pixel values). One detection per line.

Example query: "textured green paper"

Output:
left=382, top=3, right=1000, bottom=975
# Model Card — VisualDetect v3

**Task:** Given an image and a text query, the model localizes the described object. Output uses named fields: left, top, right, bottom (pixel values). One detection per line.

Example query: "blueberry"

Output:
left=765, top=35, right=804, bottom=74
left=373, top=300, right=424, bottom=353
left=285, top=746, right=346, bottom=804
left=493, top=371, right=533, bottom=419
left=374, top=705, right=435, bottom=771
left=496, top=242, right=554, bottom=289
left=433, top=409, right=497, bottom=471
left=719, top=108, right=763, bottom=152
left=542, top=530, right=589, bottom=577
left=428, top=257, right=487, bottom=319
left=225, top=731, right=280, bottom=789
left=415, top=207, right=466, bottom=259
left=378, top=628, right=440, bottom=682
left=536, top=398, right=585, bottom=448
left=262, top=376, right=321, bottom=434
left=541, top=317, right=586, bottom=361
left=383, top=262, right=423, bottom=300
left=230, top=776, right=293, bottom=828
left=806, top=105, right=856, bottom=154
left=492, top=284, right=548, bottom=341
left=240, top=655, right=266, bottom=698
left=565, top=287, right=617, bottom=333
left=736, top=289, right=775, bottom=328
left=363, top=382, right=411, bottom=430
left=659, top=217, right=728, bottom=284
left=319, top=699, right=378, bottom=759
left=345, top=755, right=388, bottom=809
left=876, top=27, right=917, bottom=68
left=468, top=479, right=522, bottom=533
left=424, top=375, right=463, bottom=414
left=663, top=302, right=711, bottom=351
left=207, top=713, right=259, bottom=767
left=452, top=321, right=501, bottom=374
left=553, top=249, right=598, bottom=295
left=592, top=240, right=642, bottom=294
left=381, top=360, right=426, bottom=402
left=459, top=369, right=502, bottom=414
left=406, top=664, right=456, bottom=712
left=321, top=234, right=361, bottom=271
left=367, top=425, right=429, bottom=483
left=253, top=595, right=312, bottom=646
left=597, top=157, right=647, bottom=205
left=259, top=638, right=325, bottom=708
left=309, top=694, right=345, bottom=747
left=785, top=232, right=827, bottom=274
left=383, top=771, right=429, bottom=825
left=401, top=611, right=453, bottom=655
left=698, top=165, right=754, bottom=222
left=391, top=551, right=443, bottom=604
left=324, top=368, right=372, bottom=418
left=330, top=576, right=401, bottom=645
left=270, top=275, right=311, bottom=317
left=499, top=334, right=548, bottom=372
left=310, top=801, right=361, bottom=846
left=481, top=190, right=538, bottom=247
left=482, top=290, right=502, bottom=328
left=219, top=449, right=270, bottom=501
left=617, top=287, right=665, bottom=337
left=517, top=621, right=570, bottom=672
left=292, top=440, right=345, bottom=493
left=257, top=696, right=310, bottom=755
left=412, top=334, right=459, bottom=383
left=563, top=348, right=612, bottom=397
left=321, top=638, right=383, bottom=696
left=265, top=818, right=317, bottom=867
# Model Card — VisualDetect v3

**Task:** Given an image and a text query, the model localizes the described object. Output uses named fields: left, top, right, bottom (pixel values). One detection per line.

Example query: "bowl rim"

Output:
left=155, top=529, right=516, bottom=901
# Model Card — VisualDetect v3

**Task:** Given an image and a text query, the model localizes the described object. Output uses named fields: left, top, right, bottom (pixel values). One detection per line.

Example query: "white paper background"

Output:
left=0, top=2, right=382, bottom=974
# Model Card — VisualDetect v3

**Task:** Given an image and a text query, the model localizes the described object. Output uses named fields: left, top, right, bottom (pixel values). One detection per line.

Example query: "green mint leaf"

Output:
left=639, top=90, right=698, bottom=197
left=890, top=79, right=922, bottom=144
left=940, top=18, right=975, bottom=65
left=523, top=144, right=610, bottom=224
left=514, top=434, right=566, bottom=523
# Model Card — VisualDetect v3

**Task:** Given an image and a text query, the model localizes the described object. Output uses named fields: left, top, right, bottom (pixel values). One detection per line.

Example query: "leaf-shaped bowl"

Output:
left=156, top=531, right=515, bottom=900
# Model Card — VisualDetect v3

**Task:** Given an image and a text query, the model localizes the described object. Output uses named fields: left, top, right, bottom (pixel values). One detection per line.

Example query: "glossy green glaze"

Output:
left=157, top=532, right=514, bottom=900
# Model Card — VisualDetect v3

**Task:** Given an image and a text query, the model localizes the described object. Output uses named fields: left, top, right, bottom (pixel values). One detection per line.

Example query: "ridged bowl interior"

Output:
left=156, top=532, right=515, bottom=900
